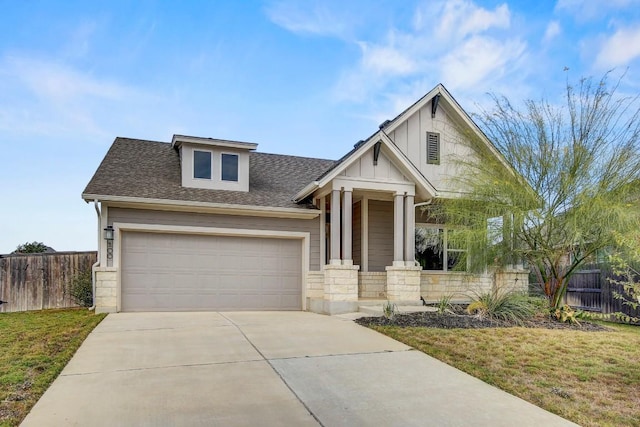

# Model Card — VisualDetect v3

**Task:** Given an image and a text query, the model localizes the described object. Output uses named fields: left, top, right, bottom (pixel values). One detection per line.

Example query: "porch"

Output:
left=305, top=187, right=528, bottom=314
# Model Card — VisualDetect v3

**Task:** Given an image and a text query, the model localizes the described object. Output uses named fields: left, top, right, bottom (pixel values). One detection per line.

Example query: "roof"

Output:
left=82, top=138, right=336, bottom=210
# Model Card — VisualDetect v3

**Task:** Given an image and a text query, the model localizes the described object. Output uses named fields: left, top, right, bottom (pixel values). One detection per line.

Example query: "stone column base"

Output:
left=323, top=263, right=360, bottom=314
left=94, top=267, right=118, bottom=313
left=385, top=265, right=422, bottom=302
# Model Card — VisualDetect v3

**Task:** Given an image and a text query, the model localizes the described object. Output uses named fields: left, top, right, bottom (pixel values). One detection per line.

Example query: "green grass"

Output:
left=0, top=309, right=106, bottom=427
left=371, top=323, right=640, bottom=427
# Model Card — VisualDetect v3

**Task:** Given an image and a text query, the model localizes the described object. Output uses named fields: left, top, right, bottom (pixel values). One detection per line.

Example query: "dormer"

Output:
left=172, top=134, right=257, bottom=192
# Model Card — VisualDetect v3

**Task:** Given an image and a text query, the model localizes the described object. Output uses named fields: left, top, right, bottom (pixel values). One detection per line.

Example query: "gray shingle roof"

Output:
left=83, top=137, right=336, bottom=210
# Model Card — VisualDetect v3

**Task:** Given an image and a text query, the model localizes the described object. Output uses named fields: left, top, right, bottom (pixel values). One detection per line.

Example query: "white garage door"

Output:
left=121, top=231, right=302, bottom=311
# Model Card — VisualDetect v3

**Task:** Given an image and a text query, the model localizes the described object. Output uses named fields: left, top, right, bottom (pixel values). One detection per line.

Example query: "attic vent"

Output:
left=426, top=132, right=440, bottom=165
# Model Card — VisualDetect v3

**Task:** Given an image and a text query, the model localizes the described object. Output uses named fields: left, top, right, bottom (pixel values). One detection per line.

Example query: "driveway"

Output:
left=21, top=312, right=577, bottom=426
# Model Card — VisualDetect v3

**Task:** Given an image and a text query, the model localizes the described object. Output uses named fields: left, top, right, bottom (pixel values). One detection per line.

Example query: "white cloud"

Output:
left=555, top=0, right=640, bottom=21
left=543, top=21, right=561, bottom=43
left=264, top=1, right=350, bottom=38
left=0, top=55, right=144, bottom=140
left=332, top=0, right=526, bottom=115
left=441, top=36, right=526, bottom=90
left=596, top=26, right=640, bottom=68
left=436, top=0, right=510, bottom=40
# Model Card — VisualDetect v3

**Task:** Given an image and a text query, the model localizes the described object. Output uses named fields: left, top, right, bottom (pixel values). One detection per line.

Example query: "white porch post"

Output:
left=404, top=194, right=415, bottom=266
left=330, top=189, right=341, bottom=264
left=320, top=195, right=326, bottom=268
left=393, top=193, right=404, bottom=266
left=361, top=197, right=369, bottom=272
left=342, top=189, right=353, bottom=264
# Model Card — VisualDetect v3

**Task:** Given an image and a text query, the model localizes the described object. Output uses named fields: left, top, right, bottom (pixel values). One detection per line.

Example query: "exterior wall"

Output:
left=180, top=142, right=250, bottom=192
left=420, top=269, right=529, bottom=302
left=386, top=266, right=422, bottom=301
left=306, top=271, right=324, bottom=299
left=388, top=102, right=473, bottom=193
left=341, top=147, right=408, bottom=182
left=352, top=201, right=361, bottom=266
left=368, top=200, right=393, bottom=271
left=94, top=267, right=118, bottom=313
left=107, top=207, right=321, bottom=270
left=358, top=272, right=386, bottom=299
left=420, top=272, right=490, bottom=302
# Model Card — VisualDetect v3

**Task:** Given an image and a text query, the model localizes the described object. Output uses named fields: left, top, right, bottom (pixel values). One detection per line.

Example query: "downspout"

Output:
left=90, top=200, right=101, bottom=310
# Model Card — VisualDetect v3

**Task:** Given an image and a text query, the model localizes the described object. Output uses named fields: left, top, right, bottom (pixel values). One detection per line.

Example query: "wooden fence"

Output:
left=566, top=265, right=640, bottom=322
left=0, top=251, right=97, bottom=313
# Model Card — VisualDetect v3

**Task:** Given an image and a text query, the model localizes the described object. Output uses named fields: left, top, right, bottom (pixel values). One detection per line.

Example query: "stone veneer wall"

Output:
left=358, top=272, right=387, bottom=299
left=420, top=269, right=529, bottom=302
left=94, top=267, right=118, bottom=313
left=306, top=271, right=325, bottom=299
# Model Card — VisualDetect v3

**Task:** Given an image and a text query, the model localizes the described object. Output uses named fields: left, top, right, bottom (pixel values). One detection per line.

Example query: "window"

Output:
left=415, top=225, right=467, bottom=271
left=221, top=153, right=238, bottom=182
left=194, top=150, right=211, bottom=179
left=426, top=132, right=440, bottom=165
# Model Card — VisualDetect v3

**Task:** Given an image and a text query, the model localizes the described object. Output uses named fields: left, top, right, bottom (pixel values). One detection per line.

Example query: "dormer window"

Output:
left=173, top=135, right=256, bottom=192
left=194, top=150, right=212, bottom=179
left=221, top=153, right=239, bottom=182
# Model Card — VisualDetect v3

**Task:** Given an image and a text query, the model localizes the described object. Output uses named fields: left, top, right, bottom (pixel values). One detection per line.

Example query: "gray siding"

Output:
left=368, top=200, right=393, bottom=271
left=352, top=201, right=361, bottom=266
left=108, top=207, right=321, bottom=270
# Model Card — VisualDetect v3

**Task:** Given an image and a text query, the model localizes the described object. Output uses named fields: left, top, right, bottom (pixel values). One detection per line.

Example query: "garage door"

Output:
left=121, top=231, right=302, bottom=311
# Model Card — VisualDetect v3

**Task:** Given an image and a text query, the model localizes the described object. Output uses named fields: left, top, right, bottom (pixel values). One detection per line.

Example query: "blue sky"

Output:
left=1, top=0, right=639, bottom=254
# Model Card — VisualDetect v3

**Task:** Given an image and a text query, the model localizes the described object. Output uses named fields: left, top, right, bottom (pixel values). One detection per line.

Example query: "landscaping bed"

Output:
left=356, top=307, right=611, bottom=331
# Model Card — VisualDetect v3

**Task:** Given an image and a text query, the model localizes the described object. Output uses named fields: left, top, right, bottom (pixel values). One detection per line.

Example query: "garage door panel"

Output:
left=121, top=232, right=302, bottom=311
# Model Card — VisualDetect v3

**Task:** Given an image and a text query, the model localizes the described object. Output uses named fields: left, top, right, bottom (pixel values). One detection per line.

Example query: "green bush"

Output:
left=467, top=289, right=536, bottom=324
left=68, top=269, right=93, bottom=307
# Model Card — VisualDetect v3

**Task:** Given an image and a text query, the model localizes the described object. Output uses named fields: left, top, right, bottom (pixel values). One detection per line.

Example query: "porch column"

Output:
left=404, top=194, right=415, bottom=266
left=330, top=189, right=341, bottom=264
left=341, top=189, right=353, bottom=264
left=319, top=195, right=326, bottom=267
left=393, top=193, right=404, bottom=266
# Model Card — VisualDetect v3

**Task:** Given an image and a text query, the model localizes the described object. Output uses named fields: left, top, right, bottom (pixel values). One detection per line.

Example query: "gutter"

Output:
left=89, top=200, right=100, bottom=311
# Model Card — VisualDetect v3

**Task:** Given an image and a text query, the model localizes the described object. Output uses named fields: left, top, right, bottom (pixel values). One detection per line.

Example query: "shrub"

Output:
left=436, top=293, right=455, bottom=315
left=68, top=269, right=93, bottom=307
left=467, top=289, right=535, bottom=324
left=382, top=301, right=398, bottom=320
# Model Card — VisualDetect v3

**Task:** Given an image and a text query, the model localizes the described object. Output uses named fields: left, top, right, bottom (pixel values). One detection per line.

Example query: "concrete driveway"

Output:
left=21, top=312, right=577, bottom=426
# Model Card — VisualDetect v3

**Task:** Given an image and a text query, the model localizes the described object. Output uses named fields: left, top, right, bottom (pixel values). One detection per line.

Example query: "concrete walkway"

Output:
left=21, top=312, right=577, bottom=426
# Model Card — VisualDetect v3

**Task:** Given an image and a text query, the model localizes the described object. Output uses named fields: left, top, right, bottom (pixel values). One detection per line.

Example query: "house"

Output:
left=83, top=84, right=528, bottom=314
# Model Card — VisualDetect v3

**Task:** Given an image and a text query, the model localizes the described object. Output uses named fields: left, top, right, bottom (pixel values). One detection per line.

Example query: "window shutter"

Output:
left=427, top=132, right=440, bottom=165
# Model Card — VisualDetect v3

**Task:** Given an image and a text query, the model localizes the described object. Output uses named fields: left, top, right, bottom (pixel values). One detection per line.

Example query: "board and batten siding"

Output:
left=107, top=207, right=321, bottom=270
left=341, top=147, right=409, bottom=182
left=388, top=102, right=473, bottom=192
left=367, top=200, right=393, bottom=271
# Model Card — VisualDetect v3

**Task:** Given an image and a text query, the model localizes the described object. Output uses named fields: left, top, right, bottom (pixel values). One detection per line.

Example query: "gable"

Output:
left=340, top=146, right=409, bottom=182
left=387, top=100, right=471, bottom=193
left=382, top=84, right=516, bottom=197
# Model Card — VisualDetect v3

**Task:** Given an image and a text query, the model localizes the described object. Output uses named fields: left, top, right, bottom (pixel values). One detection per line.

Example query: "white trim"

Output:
left=332, top=177, right=415, bottom=196
left=113, top=222, right=310, bottom=312
left=172, top=134, right=258, bottom=150
left=84, top=194, right=321, bottom=219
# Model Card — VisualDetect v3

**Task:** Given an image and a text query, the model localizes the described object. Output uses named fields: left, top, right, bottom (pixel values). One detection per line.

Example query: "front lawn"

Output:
left=0, top=309, right=106, bottom=427
left=370, top=321, right=640, bottom=427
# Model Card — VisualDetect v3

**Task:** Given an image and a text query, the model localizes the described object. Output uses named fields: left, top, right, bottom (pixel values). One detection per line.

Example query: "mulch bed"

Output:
left=355, top=307, right=611, bottom=332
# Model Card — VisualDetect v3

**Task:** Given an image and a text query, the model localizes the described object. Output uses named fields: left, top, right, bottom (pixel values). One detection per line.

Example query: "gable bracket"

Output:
left=373, top=140, right=382, bottom=166
left=431, top=94, right=441, bottom=118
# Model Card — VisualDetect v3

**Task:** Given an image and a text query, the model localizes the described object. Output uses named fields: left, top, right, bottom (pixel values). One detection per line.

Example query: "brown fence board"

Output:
left=567, top=265, right=640, bottom=322
left=0, top=251, right=97, bottom=313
